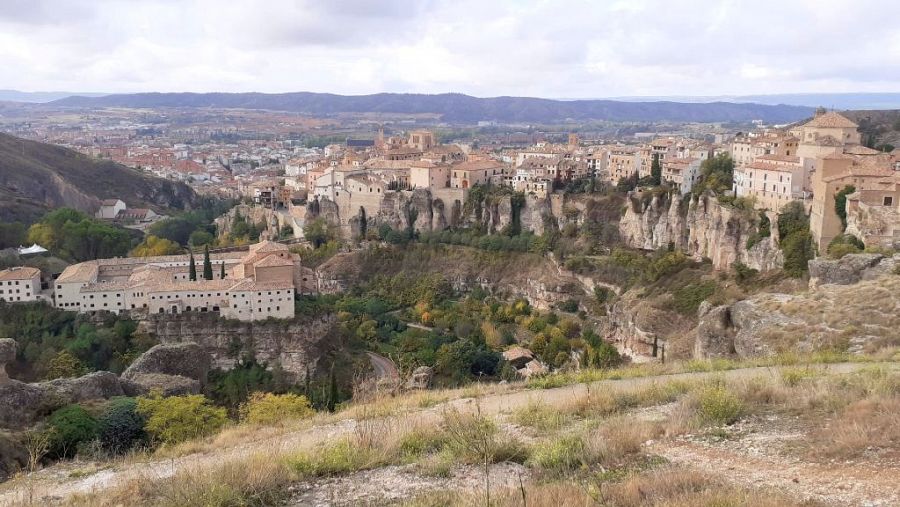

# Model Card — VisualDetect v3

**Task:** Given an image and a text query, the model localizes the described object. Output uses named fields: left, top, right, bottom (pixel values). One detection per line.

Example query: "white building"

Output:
left=95, top=199, right=126, bottom=219
left=54, top=241, right=300, bottom=321
left=0, top=267, right=42, bottom=303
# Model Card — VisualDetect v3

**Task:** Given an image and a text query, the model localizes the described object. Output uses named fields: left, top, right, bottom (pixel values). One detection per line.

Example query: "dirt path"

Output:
left=366, top=351, right=400, bottom=381
left=655, top=441, right=900, bottom=506
left=0, top=362, right=891, bottom=506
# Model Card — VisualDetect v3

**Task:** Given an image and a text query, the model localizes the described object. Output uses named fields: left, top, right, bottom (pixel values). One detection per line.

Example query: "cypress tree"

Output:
left=203, top=244, right=213, bottom=280
left=358, top=206, right=367, bottom=240
left=220, top=262, right=226, bottom=279
left=326, top=366, right=337, bottom=412
left=650, top=153, right=662, bottom=186
left=188, top=252, right=197, bottom=281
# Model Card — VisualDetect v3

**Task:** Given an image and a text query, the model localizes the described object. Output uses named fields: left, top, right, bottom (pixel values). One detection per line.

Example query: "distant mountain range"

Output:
left=48, top=92, right=815, bottom=124
left=609, top=93, right=900, bottom=110
left=0, top=133, right=199, bottom=223
left=0, top=89, right=107, bottom=103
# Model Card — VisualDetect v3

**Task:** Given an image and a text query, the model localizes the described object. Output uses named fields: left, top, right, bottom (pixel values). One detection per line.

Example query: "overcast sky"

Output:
left=2, top=0, right=899, bottom=98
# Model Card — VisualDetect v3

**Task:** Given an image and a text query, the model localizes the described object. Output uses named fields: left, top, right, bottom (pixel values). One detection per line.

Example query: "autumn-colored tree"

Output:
left=130, top=235, right=182, bottom=257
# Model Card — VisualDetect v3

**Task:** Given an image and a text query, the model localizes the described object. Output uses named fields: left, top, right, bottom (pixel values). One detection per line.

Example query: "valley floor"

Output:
left=1, top=362, right=898, bottom=506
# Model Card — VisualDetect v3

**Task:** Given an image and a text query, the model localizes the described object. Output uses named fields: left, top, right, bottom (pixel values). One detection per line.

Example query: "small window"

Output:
left=884, top=196, right=894, bottom=206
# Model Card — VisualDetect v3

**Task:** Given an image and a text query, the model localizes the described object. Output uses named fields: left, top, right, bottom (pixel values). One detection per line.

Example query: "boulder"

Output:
left=502, top=346, right=536, bottom=369
left=0, top=338, right=15, bottom=384
left=404, top=366, right=434, bottom=390
left=808, top=253, right=884, bottom=287
left=0, top=380, right=52, bottom=430
left=122, top=373, right=201, bottom=397
left=43, top=371, right=125, bottom=402
left=517, top=360, right=547, bottom=378
left=694, top=302, right=736, bottom=359
left=123, top=343, right=211, bottom=386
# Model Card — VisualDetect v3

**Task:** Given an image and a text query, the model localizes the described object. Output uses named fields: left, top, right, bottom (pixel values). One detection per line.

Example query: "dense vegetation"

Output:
left=26, top=208, right=134, bottom=262
left=146, top=197, right=237, bottom=247
left=0, top=302, right=155, bottom=381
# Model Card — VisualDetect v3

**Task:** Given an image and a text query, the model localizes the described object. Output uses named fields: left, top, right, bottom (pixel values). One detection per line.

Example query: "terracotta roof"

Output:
left=253, top=255, right=294, bottom=268
left=248, top=240, right=288, bottom=254
left=803, top=112, right=858, bottom=129
left=746, top=161, right=798, bottom=173
left=57, top=262, right=99, bottom=283
left=452, top=160, right=505, bottom=172
left=100, top=199, right=122, bottom=206
left=0, top=267, right=40, bottom=281
left=227, top=279, right=295, bottom=292
left=756, top=154, right=801, bottom=164
left=843, top=145, right=881, bottom=156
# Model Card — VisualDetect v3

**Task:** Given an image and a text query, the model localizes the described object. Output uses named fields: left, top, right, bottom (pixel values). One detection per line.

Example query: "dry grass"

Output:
left=403, top=468, right=810, bottom=507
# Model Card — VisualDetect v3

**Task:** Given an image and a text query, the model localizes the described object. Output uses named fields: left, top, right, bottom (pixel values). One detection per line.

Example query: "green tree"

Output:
left=834, top=185, right=856, bottom=231
left=46, top=405, right=98, bottom=459
left=303, top=218, right=331, bottom=248
left=188, top=252, right=197, bottom=281
left=694, top=154, right=735, bottom=195
left=358, top=206, right=368, bottom=240
left=45, top=350, right=86, bottom=380
left=220, top=262, right=226, bottom=279
left=650, top=153, right=662, bottom=186
left=189, top=230, right=214, bottom=247
left=202, top=245, right=213, bottom=280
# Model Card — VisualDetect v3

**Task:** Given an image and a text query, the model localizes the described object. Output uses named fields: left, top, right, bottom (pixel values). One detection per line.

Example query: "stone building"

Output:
left=53, top=241, right=301, bottom=321
left=0, top=267, right=42, bottom=303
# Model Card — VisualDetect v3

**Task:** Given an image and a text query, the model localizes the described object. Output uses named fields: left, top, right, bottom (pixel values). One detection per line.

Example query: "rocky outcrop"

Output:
left=140, top=312, right=336, bottom=381
left=0, top=370, right=125, bottom=430
left=122, top=343, right=211, bottom=396
left=0, top=432, right=27, bottom=481
left=693, top=275, right=900, bottom=358
left=694, top=302, right=736, bottom=359
left=808, top=253, right=898, bottom=288
left=620, top=193, right=783, bottom=272
left=404, top=366, right=434, bottom=390
left=214, top=204, right=280, bottom=240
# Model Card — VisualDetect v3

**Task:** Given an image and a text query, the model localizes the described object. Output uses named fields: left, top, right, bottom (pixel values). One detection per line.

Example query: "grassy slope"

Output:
left=0, top=133, right=199, bottom=223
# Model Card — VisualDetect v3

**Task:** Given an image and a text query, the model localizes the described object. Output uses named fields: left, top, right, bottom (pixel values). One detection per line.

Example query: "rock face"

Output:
left=693, top=275, right=900, bottom=359
left=619, top=193, right=783, bottom=272
left=694, top=302, right=736, bottom=359
left=122, top=343, right=211, bottom=396
left=0, top=431, right=27, bottom=481
left=404, top=366, right=434, bottom=390
left=808, top=253, right=898, bottom=288
left=140, top=312, right=336, bottom=381
left=0, top=370, right=126, bottom=430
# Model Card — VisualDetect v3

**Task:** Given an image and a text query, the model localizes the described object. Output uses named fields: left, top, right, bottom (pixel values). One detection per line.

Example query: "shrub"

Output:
left=46, top=405, right=98, bottom=459
left=240, top=392, right=314, bottom=425
left=584, top=340, right=622, bottom=369
left=733, top=262, right=758, bottom=283
left=528, top=434, right=585, bottom=472
left=827, top=234, right=865, bottom=259
left=557, top=299, right=579, bottom=313
left=671, top=281, right=717, bottom=316
left=97, top=397, right=146, bottom=454
left=834, top=185, right=856, bottom=231
left=696, top=385, right=743, bottom=425
left=136, top=394, right=227, bottom=445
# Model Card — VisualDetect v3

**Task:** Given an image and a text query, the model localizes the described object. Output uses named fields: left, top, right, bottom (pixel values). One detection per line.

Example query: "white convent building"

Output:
left=54, top=241, right=305, bottom=321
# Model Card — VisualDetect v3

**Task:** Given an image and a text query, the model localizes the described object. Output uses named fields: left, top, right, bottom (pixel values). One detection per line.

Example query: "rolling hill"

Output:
left=50, top=92, right=814, bottom=124
left=0, top=133, right=200, bottom=223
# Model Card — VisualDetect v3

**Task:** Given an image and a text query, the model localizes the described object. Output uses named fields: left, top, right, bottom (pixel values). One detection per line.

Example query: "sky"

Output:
left=2, top=0, right=899, bottom=98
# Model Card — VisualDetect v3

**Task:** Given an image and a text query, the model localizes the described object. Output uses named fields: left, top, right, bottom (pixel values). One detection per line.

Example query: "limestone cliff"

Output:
left=139, top=312, right=337, bottom=381
left=619, top=192, right=783, bottom=271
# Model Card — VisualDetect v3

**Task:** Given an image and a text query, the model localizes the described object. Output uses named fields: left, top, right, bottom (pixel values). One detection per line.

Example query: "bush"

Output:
left=528, top=434, right=585, bottom=472
left=697, top=385, right=743, bottom=425
left=557, top=299, right=579, bottom=313
left=240, top=392, right=315, bottom=425
left=46, top=405, right=98, bottom=459
left=671, top=281, right=717, bottom=316
left=136, top=394, right=227, bottom=445
left=827, top=234, right=865, bottom=259
left=733, top=262, right=758, bottom=283
left=97, top=397, right=146, bottom=454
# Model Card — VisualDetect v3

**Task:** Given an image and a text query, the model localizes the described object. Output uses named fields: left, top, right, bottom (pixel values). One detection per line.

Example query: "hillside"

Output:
left=0, top=133, right=199, bottom=223
left=841, top=109, right=900, bottom=150
left=50, top=92, right=815, bottom=124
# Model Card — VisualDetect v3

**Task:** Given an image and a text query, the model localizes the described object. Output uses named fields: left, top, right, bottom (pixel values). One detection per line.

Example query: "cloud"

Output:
left=0, top=0, right=898, bottom=97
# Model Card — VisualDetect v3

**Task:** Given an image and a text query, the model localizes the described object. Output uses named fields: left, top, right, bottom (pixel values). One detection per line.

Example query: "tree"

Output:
left=189, top=230, right=214, bottom=247
left=136, top=394, right=226, bottom=445
left=694, top=154, right=735, bottom=195
left=650, top=153, right=662, bottom=186
left=326, top=366, right=338, bottom=412
left=358, top=206, right=368, bottom=240
left=777, top=202, right=814, bottom=277
left=834, top=185, right=856, bottom=231
left=220, top=262, right=226, bottom=279
left=188, top=252, right=197, bottom=281
left=130, top=235, right=182, bottom=257
left=45, top=350, right=86, bottom=380
left=202, top=245, right=213, bottom=280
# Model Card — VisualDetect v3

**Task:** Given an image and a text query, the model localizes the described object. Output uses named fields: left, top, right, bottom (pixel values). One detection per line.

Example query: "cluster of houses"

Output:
left=727, top=110, right=900, bottom=251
